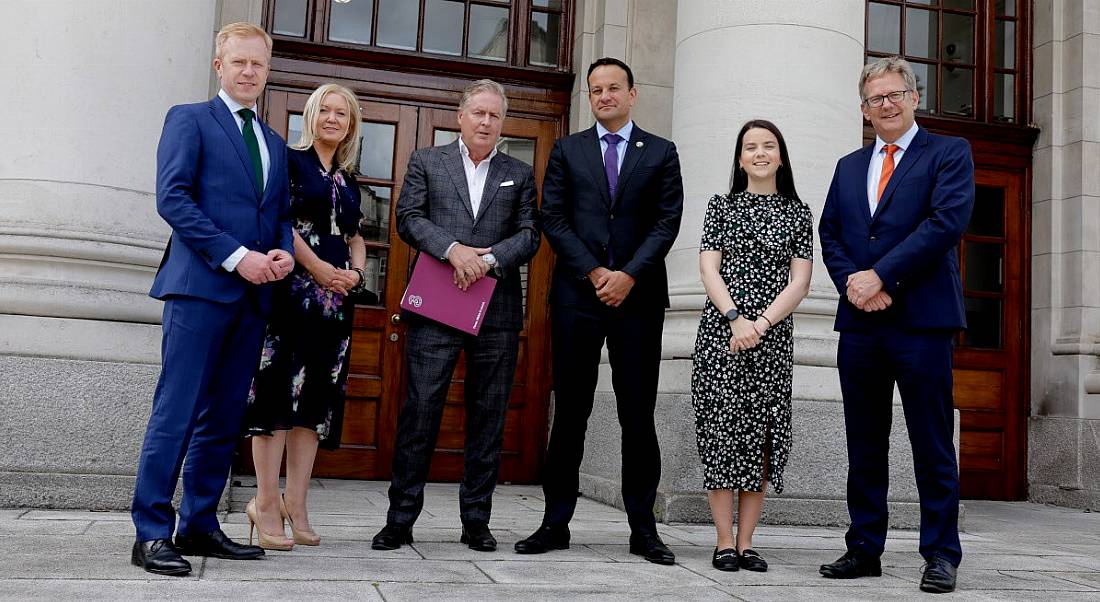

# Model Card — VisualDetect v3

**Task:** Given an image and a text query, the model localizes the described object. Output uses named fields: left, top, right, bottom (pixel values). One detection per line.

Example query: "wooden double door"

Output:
left=256, top=89, right=560, bottom=483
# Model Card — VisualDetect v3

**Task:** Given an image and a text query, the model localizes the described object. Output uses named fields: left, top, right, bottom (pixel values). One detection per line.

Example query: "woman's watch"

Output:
left=724, top=307, right=739, bottom=321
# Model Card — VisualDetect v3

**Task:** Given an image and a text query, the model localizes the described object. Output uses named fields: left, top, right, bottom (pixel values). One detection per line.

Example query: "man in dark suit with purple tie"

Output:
left=514, top=58, right=684, bottom=565
left=818, top=56, right=974, bottom=594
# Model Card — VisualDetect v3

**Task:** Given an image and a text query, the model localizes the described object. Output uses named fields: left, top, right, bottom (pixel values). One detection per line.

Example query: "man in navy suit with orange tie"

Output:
left=818, top=56, right=974, bottom=593
left=130, top=22, right=294, bottom=576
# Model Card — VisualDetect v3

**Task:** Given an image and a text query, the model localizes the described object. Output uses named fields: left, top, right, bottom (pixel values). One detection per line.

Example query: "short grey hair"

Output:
left=859, top=56, right=918, bottom=100
left=460, top=79, right=508, bottom=115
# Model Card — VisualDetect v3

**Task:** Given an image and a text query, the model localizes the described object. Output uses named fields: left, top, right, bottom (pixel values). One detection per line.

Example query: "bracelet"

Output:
left=760, top=314, right=774, bottom=328
left=351, top=267, right=366, bottom=292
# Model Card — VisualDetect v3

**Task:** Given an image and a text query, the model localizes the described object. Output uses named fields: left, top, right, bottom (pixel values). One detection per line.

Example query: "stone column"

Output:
left=1029, top=0, right=1100, bottom=510
left=0, top=0, right=222, bottom=508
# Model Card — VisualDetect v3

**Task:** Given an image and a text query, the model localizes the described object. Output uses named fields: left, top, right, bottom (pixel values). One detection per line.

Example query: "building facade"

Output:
left=1, top=0, right=1096, bottom=518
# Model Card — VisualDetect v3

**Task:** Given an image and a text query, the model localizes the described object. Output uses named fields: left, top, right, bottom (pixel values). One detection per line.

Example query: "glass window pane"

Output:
left=424, top=0, right=465, bottom=57
left=867, top=2, right=900, bottom=55
left=905, top=8, right=937, bottom=59
left=359, top=185, right=391, bottom=245
left=994, top=73, right=1016, bottom=123
left=996, top=19, right=1016, bottom=69
left=359, top=122, right=396, bottom=179
left=530, top=11, right=561, bottom=67
left=996, top=0, right=1016, bottom=16
left=361, top=247, right=387, bottom=305
left=964, top=242, right=1004, bottom=293
left=963, top=297, right=1002, bottom=348
left=943, top=0, right=975, bottom=9
left=377, top=0, right=419, bottom=51
left=329, top=0, right=374, bottom=45
left=288, top=114, right=304, bottom=147
left=969, top=186, right=1006, bottom=237
left=942, top=13, right=975, bottom=63
left=273, top=0, right=308, bottom=37
left=533, top=0, right=564, bottom=8
left=469, top=4, right=510, bottom=61
left=911, top=62, right=936, bottom=113
left=907, top=0, right=935, bottom=4
left=941, top=65, right=973, bottom=117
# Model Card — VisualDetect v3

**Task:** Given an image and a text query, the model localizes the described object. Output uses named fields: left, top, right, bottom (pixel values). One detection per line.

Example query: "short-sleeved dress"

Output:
left=691, top=191, right=813, bottom=492
left=244, top=147, right=363, bottom=450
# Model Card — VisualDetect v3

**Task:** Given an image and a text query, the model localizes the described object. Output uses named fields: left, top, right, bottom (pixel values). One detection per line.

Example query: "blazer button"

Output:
left=869, top=236, right=877, bottom=241
left=610, top=214, right=615, bottom=220
left=254, top=240, right=261, bottom=246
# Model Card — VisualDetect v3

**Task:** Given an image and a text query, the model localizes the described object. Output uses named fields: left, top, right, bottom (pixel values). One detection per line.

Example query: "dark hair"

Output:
left=728, top=119, right=800, bottom=202
left=587, top=57, right=634, bottom=88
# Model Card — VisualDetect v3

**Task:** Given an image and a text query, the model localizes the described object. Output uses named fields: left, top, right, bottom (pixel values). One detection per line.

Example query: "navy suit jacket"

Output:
left=149, top=97, right=293, bottom=313
left=541, top=124, right=683, bottom=311
left=818, top=126, right=974, bottom=332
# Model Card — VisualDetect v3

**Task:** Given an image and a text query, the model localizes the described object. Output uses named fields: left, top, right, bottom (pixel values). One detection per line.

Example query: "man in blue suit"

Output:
left=130, top=22, right=294, bottom=576
left=818, top=56, right=974, bottom=594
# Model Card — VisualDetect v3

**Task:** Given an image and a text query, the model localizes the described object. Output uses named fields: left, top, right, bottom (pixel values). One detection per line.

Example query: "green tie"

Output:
left=238, top=108, right=264, bottom=195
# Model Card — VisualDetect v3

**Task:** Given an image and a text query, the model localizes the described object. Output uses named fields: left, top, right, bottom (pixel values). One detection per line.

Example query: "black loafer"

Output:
left=514, top=524, right=570, bottom=554
left=460, top=521, right=497, bottom=552
left=629, top=534, right=676, bottom=565
left=738, top=548, right=768, bottom=572
left=132, top=538, right=191, bottom=576
left=712, top=547, right=739, bottom=571
left=819, top=548, right=882, bottom=579
left=371, top=523, right=414, bottom=550
left=175, top=528, right=264, bottom=560
left=919, top=556, right=957, bottom=593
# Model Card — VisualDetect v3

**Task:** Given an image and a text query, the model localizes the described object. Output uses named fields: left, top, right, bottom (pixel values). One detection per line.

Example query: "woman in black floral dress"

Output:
left=692, top=120, right=813, bottom=572
left=243, top=83, right=368, bottom=550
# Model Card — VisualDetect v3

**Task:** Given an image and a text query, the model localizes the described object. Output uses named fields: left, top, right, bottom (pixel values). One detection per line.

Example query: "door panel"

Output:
left=953, top=169, right=1027, bottom=500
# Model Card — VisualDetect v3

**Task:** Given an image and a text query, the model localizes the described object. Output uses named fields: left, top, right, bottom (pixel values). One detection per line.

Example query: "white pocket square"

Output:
left=500, top=180, right=514, bottom=187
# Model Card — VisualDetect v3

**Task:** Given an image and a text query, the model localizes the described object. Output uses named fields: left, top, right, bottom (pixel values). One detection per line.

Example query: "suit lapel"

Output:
left=872, top=128, right=927, bottom=222
left=440, top=141, right=475, bottom=220
left=475, top=153, right=508, bottom=224
left=210, top=98, right=262, bottom=201
left=856, top=144, right=875, bottom=225
left=579, top=127, right=612, bottom=207
left=612, top=126, right=650, bottom=208
left=258, top=121, right=282, bottom=207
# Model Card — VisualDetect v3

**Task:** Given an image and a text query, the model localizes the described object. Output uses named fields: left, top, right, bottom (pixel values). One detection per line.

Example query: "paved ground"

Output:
left=2, top=479, right=1099, bottom=600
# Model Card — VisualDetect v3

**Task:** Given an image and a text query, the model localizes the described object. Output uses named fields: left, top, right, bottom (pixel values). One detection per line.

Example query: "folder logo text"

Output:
left=409, top=295, right=423, bottom=308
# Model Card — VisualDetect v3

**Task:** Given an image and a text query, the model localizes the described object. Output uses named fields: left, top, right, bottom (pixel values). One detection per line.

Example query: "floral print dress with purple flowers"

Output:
left=244, top=147, right=363, bottom=450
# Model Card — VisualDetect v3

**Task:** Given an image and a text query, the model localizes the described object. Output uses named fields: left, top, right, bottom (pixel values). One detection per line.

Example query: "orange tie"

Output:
left=876, top=144, right=899, bottom=205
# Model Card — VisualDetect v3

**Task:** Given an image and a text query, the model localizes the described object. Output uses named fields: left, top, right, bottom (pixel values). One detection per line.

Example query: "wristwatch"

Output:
left=482, top=253, right=497, bottom=268
left=724, top=307, right=739, bottom=321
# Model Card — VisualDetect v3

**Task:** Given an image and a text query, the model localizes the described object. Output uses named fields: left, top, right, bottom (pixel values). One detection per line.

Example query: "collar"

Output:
left=458, top=135, right=499, bottom=165
left=874, top=121, right=919, bottom=155
left=595, top=120, right=634, bottom=143
left=217, top=89, right=259, bottom=118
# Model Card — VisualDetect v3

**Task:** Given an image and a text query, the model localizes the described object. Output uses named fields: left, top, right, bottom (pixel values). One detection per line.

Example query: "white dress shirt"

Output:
left=216, top=89, right=272, bottom=272
left=444, top=137, right=500, bottom=260
left=595, top=120, right=634, bottom=173
left=866, top=121, right=919, bottom=216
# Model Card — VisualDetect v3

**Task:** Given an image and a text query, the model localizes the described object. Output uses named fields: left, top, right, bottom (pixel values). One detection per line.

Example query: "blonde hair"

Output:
left=460, top=79, right=509, bottom=116
left=215, top=22, right=272, bottom=58
left=292, top=83, right=363, bottom=173
left=859, top=56, right=918, bottom=100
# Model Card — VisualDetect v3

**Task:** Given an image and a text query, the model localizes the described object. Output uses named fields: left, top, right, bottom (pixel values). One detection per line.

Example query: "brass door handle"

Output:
left=390, top=313, right=401, bottom=325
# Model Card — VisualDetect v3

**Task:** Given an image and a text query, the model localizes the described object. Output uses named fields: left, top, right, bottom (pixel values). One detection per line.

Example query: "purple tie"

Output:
left=602, top=133, right=623, bottom=198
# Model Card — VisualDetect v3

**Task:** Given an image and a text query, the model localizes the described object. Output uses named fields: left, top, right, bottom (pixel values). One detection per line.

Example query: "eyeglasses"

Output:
left=863, top=90, right=912, bottom=108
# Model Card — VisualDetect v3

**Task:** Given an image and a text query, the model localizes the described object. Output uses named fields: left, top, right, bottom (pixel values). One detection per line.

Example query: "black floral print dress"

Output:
left=691, top=191, right=813, bottom=492
left=244, top=147, right=363, bottom=450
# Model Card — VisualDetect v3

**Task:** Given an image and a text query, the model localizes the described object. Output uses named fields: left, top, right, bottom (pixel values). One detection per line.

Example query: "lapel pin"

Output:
left=636, top=141, right=644, bottom=148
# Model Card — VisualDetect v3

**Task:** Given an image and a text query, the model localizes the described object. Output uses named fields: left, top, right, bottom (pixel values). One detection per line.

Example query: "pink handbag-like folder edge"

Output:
left=400, top=254, right=496, bottom=335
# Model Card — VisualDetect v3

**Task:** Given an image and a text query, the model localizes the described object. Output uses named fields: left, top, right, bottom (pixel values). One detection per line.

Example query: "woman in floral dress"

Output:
left=692, top=120, right=813, bottom=572
left=243, top=83, right=368, bottom=550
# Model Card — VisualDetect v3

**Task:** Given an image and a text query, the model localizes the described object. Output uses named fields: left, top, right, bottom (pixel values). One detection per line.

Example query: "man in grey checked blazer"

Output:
left=372, top=80, right=541, bottom=553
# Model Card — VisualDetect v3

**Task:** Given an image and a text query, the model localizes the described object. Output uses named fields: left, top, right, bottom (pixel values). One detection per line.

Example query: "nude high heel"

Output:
left=245, top=497, right=295, bottom=551
left=280, top=494, right=321, bottom=546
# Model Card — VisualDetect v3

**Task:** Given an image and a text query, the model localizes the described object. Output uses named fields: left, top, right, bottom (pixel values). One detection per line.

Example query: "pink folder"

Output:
left=400, top=254, right=496, bottom=335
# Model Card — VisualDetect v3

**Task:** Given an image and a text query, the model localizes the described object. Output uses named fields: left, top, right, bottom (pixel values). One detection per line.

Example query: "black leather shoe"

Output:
left=175, top=529, right=264, bottom=559
left=712, top=547, right=739, bottom=571
left=919, top=556, right=958, bottom=593
left=460, top=522, right=497, bottom=552
left=629, top=534, right=676, bottom=565
left=738, top=548, right=768, bottom=572
left=514, top=524, right=570, bottom=554
left=131, top=539, right=191, bottom=576
left=819, top=549, right=882, bottom=578
left=371, top=523, right=413, bottom=550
